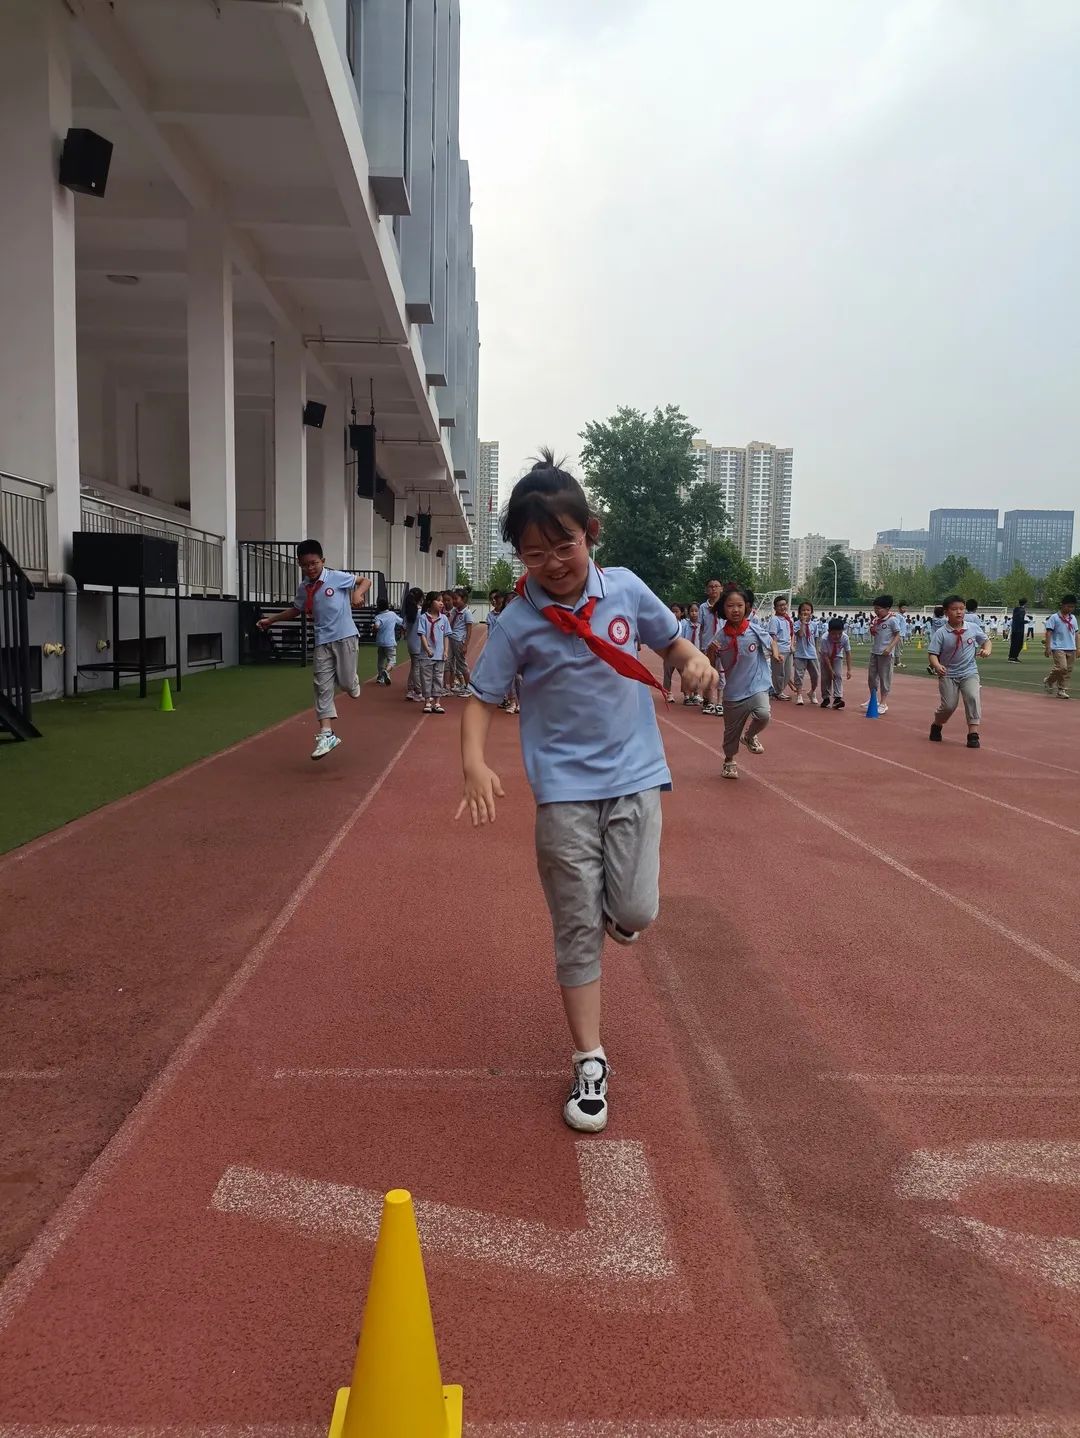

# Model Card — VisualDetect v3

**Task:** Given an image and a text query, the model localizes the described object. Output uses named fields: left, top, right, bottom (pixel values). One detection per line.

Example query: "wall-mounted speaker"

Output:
left=302, top=400, right=326, bottom=428
left=402, top=514, right=415, bottom=529
left=351, top=424, right=376, bottom=498
left=418, top=513, right=432, bottom=553
left=436, top=549, right=444, bottom=559
left=59, top=128, right=113, bottom=197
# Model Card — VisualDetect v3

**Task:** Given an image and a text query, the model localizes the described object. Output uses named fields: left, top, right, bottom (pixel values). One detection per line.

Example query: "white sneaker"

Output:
left=796, top=694, right=805, bottom=706
left=1059, top=690, right=1072, bottom=700
left=810, top=694, right=819, bottom=705
left=1044, top=680, right=1055, bottom=694
left=743, top=733, right=765, bottom=754
left=878, top=704, right=889, bottom=713
left=564, top=1057, right=609, bottom=1133
left=722, top=759, right=739, bottom=779
left=605, top=915, right=640, bottom=945
left=311, top=730, right=341, bottom=760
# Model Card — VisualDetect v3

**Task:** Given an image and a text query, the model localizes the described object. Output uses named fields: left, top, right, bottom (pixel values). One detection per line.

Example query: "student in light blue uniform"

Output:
left=257, top=538, right=370, bottom=759
left=894, top=603, right=911, bottom=669
left=928, top=593, right=990, bottom=746
left=767, top=595, right=796, bottom=701
left=864, top=594, right=903, bottom=713
left=662, top=603, right=686, bottom=698
left=459, top=452, right=711, bottom=1134
left=710, top=584, right=780, bottom=779
left=1043, top=592, right=1077, bottom=698
left=401, top=587, right=425, bottom=701
left=698, top=580, right=726, bottom=716
left=447, top=589, right=476, bottom=694
left=373, top=599, right=404, bottom=685
left=418, top=593, right=453, bottom=713
left=819, top=618, right=852, bottom=708
left=792, top=601, right=821, bottom=705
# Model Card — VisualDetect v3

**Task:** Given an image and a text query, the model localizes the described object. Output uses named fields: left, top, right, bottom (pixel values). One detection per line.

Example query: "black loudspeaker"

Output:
left=302, top=400, right=326, bottom=428
left=436, top=549, right=444, bottom=559
left=59, top=128, right=113, bottom=197
left=352, top=424, right=376, bottom=498
left=71, top=532, right=178, bottom=588
left=403, top=514, right=415, bottom=529
left=418, top=513, right=432, bottom=553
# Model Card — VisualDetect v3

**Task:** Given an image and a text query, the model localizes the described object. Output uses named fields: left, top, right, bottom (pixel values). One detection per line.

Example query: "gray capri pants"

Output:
left=722, top=690, right=770, bottom=758
left=935, top=673, right=982, bottom=725
left=313, top=637, right=360, bottom=719
left=419, top=656, right=445, bottom=700
left=770, top=652, right=794, bottom=696
left=535, top=787, right=662, bottom=988
left=793, top=656, right=819, bottom=694
left=407, top=651, right=423, bottom=694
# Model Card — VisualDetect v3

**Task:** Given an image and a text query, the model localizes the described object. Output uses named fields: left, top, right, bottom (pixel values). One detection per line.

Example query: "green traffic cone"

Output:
left=160, top=678, right=174, bottom=712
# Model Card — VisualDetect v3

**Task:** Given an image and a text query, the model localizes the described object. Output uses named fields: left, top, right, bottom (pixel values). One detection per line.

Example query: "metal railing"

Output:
left=0, top=471, right=50, bottom=581
left=80, top=492, right=224, bottom=595
left=238, top=540, right=387, bottom=609
left=0, top=537, right=40, bottom=739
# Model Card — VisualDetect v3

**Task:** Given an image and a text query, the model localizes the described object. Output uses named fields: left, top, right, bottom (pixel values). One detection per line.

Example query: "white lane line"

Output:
left=662, top=719, right=1080, bottom=991
left=211, top=1139, right=680, bottom=1294
left=768, top=718, right=1080, bottom=840
left=652, top=944, right=897, bottom=1415
left=0, top=720, right=424, bottom=1338
left=271, top=1066, right=565, bottom=1081
left=0, top=1069, right=64, bottom=1080
left=883, top=717, right=1080, bottom=779
left=5, top=1418, right=1080, bottom=1436
left=822, top=1074, right=1080, bottom=1098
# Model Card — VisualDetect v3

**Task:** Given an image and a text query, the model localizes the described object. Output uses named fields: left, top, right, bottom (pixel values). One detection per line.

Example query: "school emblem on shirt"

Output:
left=607, top=616, right=631, bottom=645
left=324, top=588, right=334, bottom=597
left=748, top=641, right=757, bottom=652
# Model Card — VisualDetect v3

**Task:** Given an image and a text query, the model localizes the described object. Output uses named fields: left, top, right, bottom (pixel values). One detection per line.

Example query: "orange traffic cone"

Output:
left=328, top=1189, right=462, bottom=1438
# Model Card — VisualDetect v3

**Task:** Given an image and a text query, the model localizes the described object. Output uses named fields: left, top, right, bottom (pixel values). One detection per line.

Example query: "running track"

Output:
left=1, top=665, right=1079, bottom=1436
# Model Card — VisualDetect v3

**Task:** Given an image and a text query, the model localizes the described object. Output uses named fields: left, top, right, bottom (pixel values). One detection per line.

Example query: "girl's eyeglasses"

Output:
left=517, top=532, right=586, bottom=570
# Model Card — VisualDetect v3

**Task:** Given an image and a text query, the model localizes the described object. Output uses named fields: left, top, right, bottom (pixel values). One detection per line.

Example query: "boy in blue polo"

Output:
left=257, top=539, right=370, bottom=759
left=447, top=588, right=475, bottom=695
left=862, top=594, right=903, bottom=714
left=928, top=593, right=990, bottom=746
left=1043, top=593, right=1077, bottom=700
left=458, top=452, right=711, bottom=1134
left=767, top=595, right=795, bottom=701
left=373, top=599, right=404, bottom=685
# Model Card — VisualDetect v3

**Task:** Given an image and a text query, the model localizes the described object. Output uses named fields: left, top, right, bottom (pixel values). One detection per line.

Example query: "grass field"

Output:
left=856, top=640, right=1060, bottom=694
left=0, top=652, right=382, bottom=855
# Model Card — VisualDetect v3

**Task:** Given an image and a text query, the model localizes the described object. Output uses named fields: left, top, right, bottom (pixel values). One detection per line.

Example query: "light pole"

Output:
left=826, top=554, right=838, bottom=608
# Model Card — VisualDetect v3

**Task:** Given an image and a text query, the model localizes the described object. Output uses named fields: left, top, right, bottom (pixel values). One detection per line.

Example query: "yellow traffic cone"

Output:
left=160, top=678, right=174, bottom=712
left=328, top=1189, right=462, bottom=1438
left=1023, top=639, right=1029, bottom=652
left=915, top=637, right=923, bottom=651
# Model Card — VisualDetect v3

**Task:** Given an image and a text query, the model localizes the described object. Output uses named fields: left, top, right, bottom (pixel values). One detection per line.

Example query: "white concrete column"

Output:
left=0, top=0, right=80, bottom=575
left=272, top=326, right=307, bottom=540
left=310, top=388, right=347, bottom=564
left=187, top=211, right=237, bottom=593
left=390, top=496, right=410, bottom=589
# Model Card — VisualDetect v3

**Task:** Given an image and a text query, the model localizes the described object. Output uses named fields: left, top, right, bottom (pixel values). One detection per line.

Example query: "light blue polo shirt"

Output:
left=1046, top=611, right=1078, bottom=651
left=870, top=612, right=903, bottom=655
left=713, top=619, right=773, bottom=702
left=293, top=567, right=358, bottom=646
left=468, top=563, right=679, bottom=805
left=373, top=610, right=403, bottom=646
left=819, top=629, right=851, bottom=670
left=929, top=619, right=987, bottom=678
left=930, top=615, right=948, bottom=634
left=768, top=612, right=795, bottom=654
left=450, top=605, right=474, bottom=642
left=405, top=610, right=423, bottom=655
left=793, top=618, right=820, bottom=660
left=699, top=603, right=723, bottom=650
left=419, top=612, right=452, bottom=661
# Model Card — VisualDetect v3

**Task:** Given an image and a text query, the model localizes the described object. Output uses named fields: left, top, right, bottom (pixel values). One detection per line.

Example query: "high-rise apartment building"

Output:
left=875, top=528, right=930, bottom=558
left=1002, top=510, right=1074, bottom=578
left=927, top=510, right=1000, bottom=576
left=452, top=440, right=500, bottom=585
left=691, top=439, right=793, bottom=574
left=789, top=534, right=850, bottom=588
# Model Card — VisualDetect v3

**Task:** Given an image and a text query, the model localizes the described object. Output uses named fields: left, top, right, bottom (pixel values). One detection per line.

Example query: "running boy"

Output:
left=792, top=601, right=821, bottom=705
left=257, top=539, right=370, bottom=759
left=819, top=617, right=852, bottom=709
left=373, top=597, right=404, bottom=685
left=928, top=593, right=990, bottom=747
left=419, top=592, right=452, bottom=714
left=710, top=585, right=780, bottom=779
left=458, top=452, right=711, bottom=1133
left=768, top=595, right=795, bottom=701
left=698, top=578, right=726, bottom=716
left=447, top=588, right=475, bottom=695
left=1043, top=593, right=1077, bottom=699
left=863, top=594, right=903, bottom=714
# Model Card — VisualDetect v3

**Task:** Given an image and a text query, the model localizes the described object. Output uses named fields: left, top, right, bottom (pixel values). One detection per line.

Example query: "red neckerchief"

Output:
left=800, top=618, right=814, bottom=644
left=426, top=614, right=441, bottom=644
left=776, top=613, right=794, bottom=640
left=690, top=621, right=700, bottom=644
left=870, top=610, right=890, bottom=636
left=829, top=633, right=842, bottom=664
left=1060, top=611, right=1077, bottom=634
left=514, top=574, right=666, bottom=696
left=720, top=618, right=750, bottom=676
left=948, top=621, right=967, bottom=663
left=303, top=578, right=323, bottom=615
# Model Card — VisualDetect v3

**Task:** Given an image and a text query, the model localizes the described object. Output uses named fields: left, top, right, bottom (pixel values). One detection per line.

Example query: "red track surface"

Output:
left=2, top=666, right=1080, bottom=1436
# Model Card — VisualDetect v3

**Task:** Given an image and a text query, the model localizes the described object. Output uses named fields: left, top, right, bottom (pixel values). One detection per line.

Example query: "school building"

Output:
left=0, top=0, right=478, bottom=715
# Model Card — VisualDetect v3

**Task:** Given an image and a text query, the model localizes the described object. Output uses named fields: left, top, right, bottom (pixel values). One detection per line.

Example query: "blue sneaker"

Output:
left=311, top=731, right=341, bottom=760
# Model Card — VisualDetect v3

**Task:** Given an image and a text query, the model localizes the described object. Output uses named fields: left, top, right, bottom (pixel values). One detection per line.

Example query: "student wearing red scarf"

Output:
left=708, top=584, right=780, bottom=779
left=928, top=593, right=991, bottom=746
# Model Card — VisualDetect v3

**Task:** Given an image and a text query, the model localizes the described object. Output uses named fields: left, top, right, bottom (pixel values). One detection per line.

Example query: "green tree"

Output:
left=455, top=562, right=471, bottom=588
left=1041, top=554, right=1080, bottom=605
left=484, top=557, right=515, bottom=593
left=755, top=561, right=791, bottom=593
left=931, top=554, right=979, bottom=595
left=811, top=545, right=858, bottom=604
left=685, top=537, right=755, bottom=602
left=897, top=565, right=940, bottom=607
left=579, top=405, right=727, bottom=597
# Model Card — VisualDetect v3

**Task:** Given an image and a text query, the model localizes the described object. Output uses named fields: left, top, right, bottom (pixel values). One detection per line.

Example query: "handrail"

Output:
left=0, top=470, right=54, bottom=494
left=0, top=535, right=39, bottom=738
left=80, top=491, right=224, bottom=544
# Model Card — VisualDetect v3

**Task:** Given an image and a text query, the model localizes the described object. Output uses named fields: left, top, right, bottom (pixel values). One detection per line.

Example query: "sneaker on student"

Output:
left=564, top=1057, right=609, bottom=1133
left=878, top=704, right=889, bottom=713
left=311, top=731, right=341, bottom=760
left=1043, top=680, right=1055, bottom=694
left=796, top=694, right=805, bottom=706
left=833, top=698, right=846, bottom=709
left=715, top=703, right=724, bottom=716
left=743, top=733, right=765, bottom=754
left=810, top=694, right=819, bottom=705
left=682, top=694, right=696, bottom=706
left=967, top=732, right=981, bottom=747
left=605, top=915, right=640, bottom=945
left=929, top=723, right=943, bottom=742
left=701, top=703, right=718, bottom=716
left=722, top=759, right=739, bottom=779
left=1059, top=690, right=1072, bottom=700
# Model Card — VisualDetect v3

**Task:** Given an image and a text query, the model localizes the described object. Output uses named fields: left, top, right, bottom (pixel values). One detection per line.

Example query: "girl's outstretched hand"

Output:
left=456, top=764, right=506, bottom=826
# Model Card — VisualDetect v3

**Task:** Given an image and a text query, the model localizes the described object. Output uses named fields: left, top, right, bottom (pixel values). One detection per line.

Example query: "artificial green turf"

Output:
left=869, top=640, right=1064, bottom=694
left=0, top=652, right=380, bottom=855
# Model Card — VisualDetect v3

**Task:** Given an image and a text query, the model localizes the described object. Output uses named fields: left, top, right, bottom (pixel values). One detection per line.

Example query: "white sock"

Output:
left=573, top=1045, right=606, bottom=1065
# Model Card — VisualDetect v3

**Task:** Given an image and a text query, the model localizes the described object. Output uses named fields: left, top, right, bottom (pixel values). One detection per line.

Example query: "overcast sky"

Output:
left=458, top=0, right=1080, bottom=550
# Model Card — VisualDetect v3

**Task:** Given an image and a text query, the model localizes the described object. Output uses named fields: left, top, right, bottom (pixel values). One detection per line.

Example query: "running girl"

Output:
left=709, top=585, right=779, bottom=780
